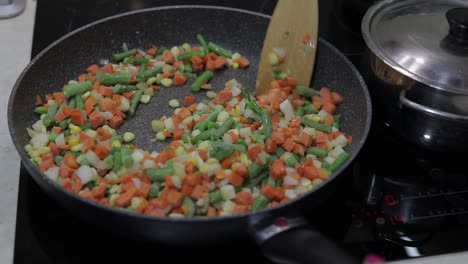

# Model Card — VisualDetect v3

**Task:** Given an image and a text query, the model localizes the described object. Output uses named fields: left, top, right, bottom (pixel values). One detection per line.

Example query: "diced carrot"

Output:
left=261, top=184, right=276, bottom=200
left=183, top=96, right=196, bottom=106
left=162, top=50, right=175, bottom=64
left=191, top=185, right=206, bottom=200
left=136, top=182, right=150, bottom=198
left=313, top=101, right=322, bottom=110
left=315, top=132, right=329, bottom=143
left=173, top=61, right=184, bottom=70
left=98, top=98, right=114, bottom=112
left=274, top=187, right=285, bottom=201
left=292, top=99, right=305, bottom=109
left=320, top=87, right=332, bottom=103
left=323, top=115, right=335, bottom=126
left=318, top=168, right=329, bottom=180
left=331, top=92, right=344, bottom=105
left=184, top=173, right=202, bottom=187
left=59, top=164, right=74, bottom=178
left=234, top=191, right=254, bottom=205
left=91, top=183, right=107, bottom=199
left=155, top=149, right=175, bottom=163
left=282, top=138, right=296, bottom=152
left=173, top=71, right=187, bottom=86
left=93, top=145, right=109, bottom=159
left=122, top=91, right=133, bottom=100
left=177, top=108, right=191, bottom=120
left=166, top=190, right=184, bottom=207
left=146, top=47, right=157, bottom=56
left=109, top=115, right=123, bottom=129
left=99, top=85, right=114, bottom=97
left=86, top=64, right=100, bottom=74
left=162, top=72, right=172, bottom=79
left=62, top=105, right=72, bottom=117
left=63, top=153, right=80, bottom=169
left=181, top=185, right=194, bottom=196
left=172, top=128, right=184, bottom=140
left=271, top=131, right=286, bottom=145
left=101, top=63, right=114, bottom=74
left=293, top=144, right=306, bottom=156
left=205, top=60, right=217, bottom=71
left=36, top=95, right=43, bottom=106
left=88, top=110, right=103, bottom=128
left=84, top=96, right=97, bottom=115
left=52, top=92, right=66, bottom=106
left=322, top=103, right=337, bottom=115
left=190, top=55, right=203, bottom=65
left=235, top=56, right=250, bottom=68
left=304, top=165, right=319, bottom=180
left=218, top=89, right=232, bottom=101
left=61, top=178, right=73, bottom=191
left=78, top=74, right=87, bottom=82
left=247, top=144, right=262, bottom=161
left=227, top=173, right=244, bottom=187
left=70, top=108, right=86, bottom=125
left=39, top=154, right=54, bottom=172
left=290, top=117, right=302, bottom=128
left=48, top=142, right=60, bottom=155
left=115, top=187, right=137, bottom=207
left=71, top=179, right=83, bottom=193
left=270, top=159, right=287, bottom=180
left=265, top=139, right=277, bottom=154
left=206, top=207, right=217, bottom=217
left=233, top=205, right=249, bottom=214
left=192, top=63, right=204, bottom=73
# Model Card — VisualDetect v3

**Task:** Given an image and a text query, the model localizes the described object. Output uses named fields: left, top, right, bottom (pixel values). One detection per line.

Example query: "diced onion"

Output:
left=231, top=87, right=241, bottom=96
left=85, top=150, right=101, bottom=167
left=44, top=166, right=59, bottom=181
left=31, top=134, right=49, bottom=148
left=220, top=185, right=236, bottom=200
left=164, top=118, right=176, bottom=132
left=317, top=109, right=329, bottom=119
left=99, top=111, right=113, bottom=120
left=76, top=165, right=93, bottom=184
left=285, top=189, right=298, bottom=199
left=143, top=159, right=155, bottom=169
left=329, top=146, right=345, bottom=158
left=280, top=99, right=295, bottom=121
left=116, top=97, right=130, bottom=112
left=171, top=175, right=182, bottom=189
left=284, top=175, right=299, bottom=186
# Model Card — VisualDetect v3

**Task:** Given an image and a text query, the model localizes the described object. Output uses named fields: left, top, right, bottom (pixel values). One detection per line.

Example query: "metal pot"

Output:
left=361, top=0, right=468, bottom=152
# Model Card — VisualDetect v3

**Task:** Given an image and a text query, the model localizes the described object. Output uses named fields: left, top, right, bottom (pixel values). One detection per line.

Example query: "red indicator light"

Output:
left=384, top=194, right=397, bottom=206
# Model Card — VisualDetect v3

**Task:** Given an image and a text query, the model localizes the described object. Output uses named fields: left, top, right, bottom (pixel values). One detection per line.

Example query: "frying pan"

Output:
left=8, top=6, right=371, bottom=264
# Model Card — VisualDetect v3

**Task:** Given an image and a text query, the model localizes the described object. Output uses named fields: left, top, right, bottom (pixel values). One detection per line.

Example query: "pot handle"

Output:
left=252, top=217, right=359, bottom=264
left=399, top=90, right=468, bottom=121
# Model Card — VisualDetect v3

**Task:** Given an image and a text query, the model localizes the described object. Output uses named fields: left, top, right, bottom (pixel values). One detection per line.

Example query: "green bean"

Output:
left=260, top=108, right=272, bottom=139
left=100, top=73, right=132, bottom=85
left=156, top=47, right=167, bottom=55
left=196, top=34, right=210, bottom=56
left=212, top=142, right=246, bottom=153
left=209, top=190, right=223, bottom=204
left=267, top=176, right=276, bottom=186
left=139, top=67, right=163, bottom=82
left=123, top=57, right=149, bottom=65
left=79, top=123, right=92, bottom=130
left=62, top=81, right=93, bottom=98
left=207, top=121, right=220, bottom=130
left=333, top=114, right=342, bottom=129
left=69, top=98, right=76, bottom=109
left=34, top=106, right=47, bottom=115
left=244, top=171, right=269, bottom=188
left=129, top=90, right=143, bottom=116
left=104, top=156, right=114, bottom=169
left=328, top=152, right=350, bottom=174
left=48, top=132, right=58, bottom=142
left=192, top=129, right=214, bottom=143
left=275, top=179, right=283, bottom=188
left=112, top=49, right=138, bottom=61
left=182, top=134, right=191, bottom=144
left=252, top=194, right=269, bottom=212
left=212, top=118, right=234, bottom=140
left=286, top=156, right=298, bottom=167
left=177, top=50, right=205, bottom=61
left=193, top=120, right=209, bottom=131
left=236, top=139, right=247, bottom=147
left=147, top=166, right=173, bottom=182
left=273, top=68, right=288, bottom=80
left=42, top=117, right=53, bottom=127
left=121, top=147, right=134, bottom=168
left=301, top=117, right=332, bottom=134
left=183, top=197, right=195, bottom=217
left=303, top=103, right=318, bottom=114
left=295, top=86, right=320, bottom=98
left=207, top=108, right=221, bottom=122
left=275, top=146, right=286, bottom=158
left=208, top=42, right=233, bottom=58
left=321, top=162, right=330, bottom=169
left=241, top=87, right=253, bottom=101
left=112, top=151, right=122, bottom=171
left=47, top=103, right=58, bottom=119
left=136, top=62, right=147, bottom=81
left=74, top=94, right=84, bottom=109
left=184, top=62, right=193, bottom=74
left=191, top=70, right=213, bottom=91
left=54, top=156, right=63, bottom=166
left=113, top=84, right=137, bottom=93
left=214, top=149, right=235, bottom=161
left=149, top=182, right=161, bottom=198
left=295, top=106, right=304, bottom=116
left=307, top=147, right=328, bottom=158
left=248, top=162, right=265, bottom=178
left=59, top=119, right=69, bottom=130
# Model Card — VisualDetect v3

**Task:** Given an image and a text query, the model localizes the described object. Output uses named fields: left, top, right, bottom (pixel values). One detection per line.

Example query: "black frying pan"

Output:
left=8, top=6, right=371, bottom=264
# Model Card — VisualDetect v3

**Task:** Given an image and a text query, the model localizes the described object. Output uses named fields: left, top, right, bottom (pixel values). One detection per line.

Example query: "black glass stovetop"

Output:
left=13, top=0, right=468, bottom=263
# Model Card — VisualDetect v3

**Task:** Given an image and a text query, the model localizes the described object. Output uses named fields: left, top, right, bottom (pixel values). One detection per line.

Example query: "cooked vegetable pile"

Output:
left=25, top=34, right=351, bottom=217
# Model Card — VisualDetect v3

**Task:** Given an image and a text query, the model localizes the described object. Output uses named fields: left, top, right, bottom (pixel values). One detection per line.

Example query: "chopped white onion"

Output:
left=76, top=165, right=93, bottom=184
left=99, top=111, right=113, bottom=120
left=217, top=178, right=229, bottom=188
left=85, top=150, right=101, bottom=167
left=196, top=103, right=207, bottom=111
left=222, top=200, right=236, bottom=213
left=122, top=42, right=128, bottom=51
left=329, top=146, right=345, bottom=158
left=116, top=97, right=130, bottom=112
left=31, top=134, right=49, bottom=148
left=227, top=98, right=239, bottom=107
left=171, top=175, right=182, bottom=189
left=313, top=159, right=322, bottom=168
left=131, top=151, right=144, bottom=162
left=220, top=185, right=236, bottom=201
left=143, top=159, right=156, bottom=169
left=44, top=166, right=59, bottom=181
left=280, top=99, right=295, bottom=121
left=231, top=87, right=241, bottom=97
left=284, top=175, right=299, bottom=186
left=239, top=127, right=252, bottom=137
left=244, top=109, right=254, bottom=118
left=223, top=133, right=233, bottom=144
left=150, top=151, right=159, bottom=158
left=32, top=120, right=46, bottom=133
left=285, top=189, right=298, bottom=199
left=317, top=109, right=329, bottom=119
left=324, top=156, right=336, bottom=164
left=164, top=118, right=176, bottom=132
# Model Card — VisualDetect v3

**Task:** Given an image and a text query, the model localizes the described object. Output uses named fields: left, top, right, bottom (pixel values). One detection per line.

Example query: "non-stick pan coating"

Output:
left=8, top=6, right=371, bottom=243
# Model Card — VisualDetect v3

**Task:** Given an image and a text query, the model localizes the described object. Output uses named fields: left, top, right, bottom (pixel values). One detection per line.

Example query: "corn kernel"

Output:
left=268, top=52, right=279, bottom=65
left=82, top=91, right=91, bottom=99
left=169, top=99, right=179, bottom=108
left=182, top=43, right=191, bottom=52
left=146, top=76, right=157, bottom=85
left=71, top=143, right=82, bottom=152
left=68, top=135, right=80, bottom=147
left=217, top=111, right=229, bottom=122
left=191, top=129, right=201, bottom=138
left=156, top=131, right=166, bottom=141
left=206, top=91, right=217, bottom=99
left=69, top=124, right=81, bottom=134
left=170, top=46, right=180, bottom=56
left=112, top=140, right=122, bottom=148
left=140, top=95, right=151, bottom=104
left=37, top=147, right=51, bottom=155
left=232, top=62, right=239, bottom=69
left=231, top=52, right=241, bottom=61
left=123, top=132, right=135, bottom=142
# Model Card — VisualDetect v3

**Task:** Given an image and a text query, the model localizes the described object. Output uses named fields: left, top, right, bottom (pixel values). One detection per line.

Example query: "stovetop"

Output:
left=14, top=0, right=468, bottom=263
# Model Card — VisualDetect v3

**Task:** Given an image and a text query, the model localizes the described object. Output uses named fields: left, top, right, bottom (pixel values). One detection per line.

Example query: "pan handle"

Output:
left=251, top=217, right=359, bottom=264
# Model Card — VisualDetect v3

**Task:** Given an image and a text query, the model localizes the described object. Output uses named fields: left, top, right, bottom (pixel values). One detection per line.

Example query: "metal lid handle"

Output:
left=447, top=8, right=468, bottom=43
left=399, top=90, right=468, bottom=121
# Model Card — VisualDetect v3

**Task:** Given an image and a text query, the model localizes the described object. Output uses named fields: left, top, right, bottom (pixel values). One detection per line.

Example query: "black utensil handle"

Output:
left=252, top=217, right=358, bottom=264
left=446, top=8, right=468, bottom=43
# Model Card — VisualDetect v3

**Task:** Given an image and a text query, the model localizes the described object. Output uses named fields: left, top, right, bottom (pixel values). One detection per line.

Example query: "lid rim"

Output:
left=362, top=0, right=468, bottom=95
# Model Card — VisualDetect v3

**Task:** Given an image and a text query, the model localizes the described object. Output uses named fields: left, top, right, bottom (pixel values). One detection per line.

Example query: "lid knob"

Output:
left=446, top=8, right=468, bottom=42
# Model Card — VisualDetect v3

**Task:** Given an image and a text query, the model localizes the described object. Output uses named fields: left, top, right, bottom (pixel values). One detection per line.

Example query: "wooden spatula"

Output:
left=256, top=0, right=319, bottom=95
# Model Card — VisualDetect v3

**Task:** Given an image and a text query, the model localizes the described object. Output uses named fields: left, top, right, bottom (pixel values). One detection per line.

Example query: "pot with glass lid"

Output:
left=362, top=0, right=468, bottom=152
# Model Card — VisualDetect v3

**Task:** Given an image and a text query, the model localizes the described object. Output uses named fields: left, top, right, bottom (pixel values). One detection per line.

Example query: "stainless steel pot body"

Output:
left=362, top=50, right=468, bottom=152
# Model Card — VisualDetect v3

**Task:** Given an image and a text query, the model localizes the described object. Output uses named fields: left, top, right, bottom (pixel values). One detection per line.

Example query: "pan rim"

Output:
left=8, top=5, right=372, bottom=224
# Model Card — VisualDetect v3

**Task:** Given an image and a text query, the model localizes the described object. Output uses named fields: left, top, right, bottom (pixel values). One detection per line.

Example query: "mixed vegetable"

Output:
left=25, top=34, right=351, bottom=218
